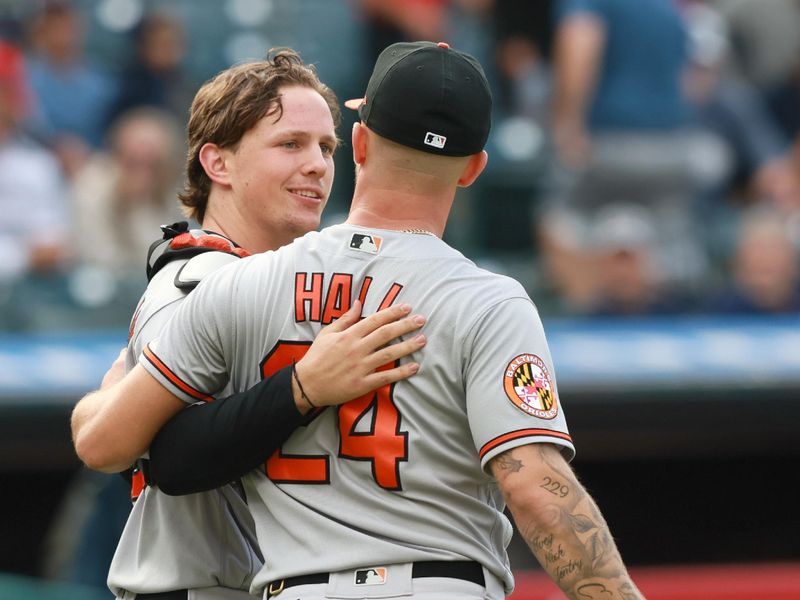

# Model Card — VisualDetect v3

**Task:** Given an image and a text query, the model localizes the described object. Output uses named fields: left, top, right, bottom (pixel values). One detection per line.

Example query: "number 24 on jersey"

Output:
left=260, top=341, right=408, bottom=490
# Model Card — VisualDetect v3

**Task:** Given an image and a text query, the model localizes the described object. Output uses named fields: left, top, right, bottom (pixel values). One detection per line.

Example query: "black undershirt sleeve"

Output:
left=147, top=365, right=309, bottom=495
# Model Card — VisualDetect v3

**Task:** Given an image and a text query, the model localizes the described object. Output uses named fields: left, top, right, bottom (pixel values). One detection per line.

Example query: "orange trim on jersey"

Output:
left=479, top=428, right=573, bottom=460
left=143, top=345, right=214, bottom=402
left=130, top=469, right=145, bottom=501
left=128, top=299, right=143, bottom=342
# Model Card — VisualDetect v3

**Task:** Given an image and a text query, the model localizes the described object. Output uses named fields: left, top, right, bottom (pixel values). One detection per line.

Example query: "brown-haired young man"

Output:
left=71, top=48, right=426, bottom=600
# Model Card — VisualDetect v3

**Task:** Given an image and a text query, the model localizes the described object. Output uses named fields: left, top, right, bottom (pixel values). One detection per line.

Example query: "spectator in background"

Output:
left=711, top=0, right=800, bottom=91
left=356, top=0, right=493, bottom=62
left=490, top=0, right=554, bottom=119
left=70, top=107, right=184, bottom=273
left=105, top=10, right=192, bottom=128
left=705, top=208, right=800, bottom=314
left=537, top=0, right=709, bottom=313
left=704, top=0, right=800, bottom=213
left=550, top=0, right=690, bottom=167
left=682, top=0, right=799, bottom=214
left=24, top=0, right=117, bottom=177
left=584, top=203, right=697, bottom=316
left=763, top=55, right=800, bottom=216
left=0, top=39, right=70, bottom=287
left=766, top=58, right=800, bottom=145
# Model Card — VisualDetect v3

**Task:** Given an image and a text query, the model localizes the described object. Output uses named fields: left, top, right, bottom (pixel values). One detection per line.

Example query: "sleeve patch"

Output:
left=503, top=354, right=558, bottom=419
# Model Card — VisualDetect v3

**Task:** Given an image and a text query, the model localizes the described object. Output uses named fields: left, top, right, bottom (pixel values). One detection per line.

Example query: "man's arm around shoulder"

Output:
left=490, top=443, right=645, bottom=599
left=71, top=364, right=185, bottom=473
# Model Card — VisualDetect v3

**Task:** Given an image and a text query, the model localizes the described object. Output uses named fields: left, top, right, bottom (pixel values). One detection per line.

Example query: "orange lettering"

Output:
left=295, top=272, right=324, bottom=322
left=378, top=283, right=403, bottom=311
left=357, top=276, right=373, bottom=308
left=322, top=273, right=353, bottom=324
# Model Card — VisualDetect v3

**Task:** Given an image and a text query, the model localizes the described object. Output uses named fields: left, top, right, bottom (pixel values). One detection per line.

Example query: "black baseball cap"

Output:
left=345, top=41, right=492, bottom=157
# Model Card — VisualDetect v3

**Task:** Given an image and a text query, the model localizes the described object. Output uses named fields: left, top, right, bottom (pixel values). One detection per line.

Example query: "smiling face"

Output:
left=223, top=85, right=337, bottom=248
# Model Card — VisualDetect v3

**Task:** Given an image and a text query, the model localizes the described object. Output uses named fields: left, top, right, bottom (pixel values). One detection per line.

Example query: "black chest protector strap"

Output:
left=129, top=222, right=251, bottom=501
left=146, top=221, right=250, bottom=282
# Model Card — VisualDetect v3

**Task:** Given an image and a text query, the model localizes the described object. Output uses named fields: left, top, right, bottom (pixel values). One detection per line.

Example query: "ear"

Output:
left=198, top=142, right=232, bottom=187
left=352, top=122, right=367, bottom=166
left=457, top=150, right=488, bottom=188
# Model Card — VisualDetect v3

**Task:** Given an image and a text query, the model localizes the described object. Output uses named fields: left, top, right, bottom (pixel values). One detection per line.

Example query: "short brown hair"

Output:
left=179, top=48, right=340, bottom=222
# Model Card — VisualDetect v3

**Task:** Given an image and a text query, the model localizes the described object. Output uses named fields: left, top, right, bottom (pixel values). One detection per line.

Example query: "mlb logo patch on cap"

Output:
left=349, top=233, right=382, bottom=254
left=354, top=567, right=387, bottom=585
left=425, top=132, right=446, bottom=149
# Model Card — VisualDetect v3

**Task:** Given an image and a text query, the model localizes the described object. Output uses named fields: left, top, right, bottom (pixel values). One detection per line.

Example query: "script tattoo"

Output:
left=556, top=559, right=583, bottom=582
left=498, top=445, right=641, bottom=598
left=576, top=582, right=614, bottom=599
left=531, top=532, right=566, bottom=566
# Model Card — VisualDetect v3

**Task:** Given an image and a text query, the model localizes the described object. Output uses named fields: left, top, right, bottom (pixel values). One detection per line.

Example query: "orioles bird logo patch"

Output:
left=503, top=354, right=558, bottom=419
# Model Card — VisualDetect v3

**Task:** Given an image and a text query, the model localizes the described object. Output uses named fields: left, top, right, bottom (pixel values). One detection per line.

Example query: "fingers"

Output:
left=361, top=361, right=421, bottom=390
left=361, top=313, right=426, bottom=351
left=321, top=299, right=363, bottom=333
left=364, top=333, right=426, bottom=372
left=348, top=303, right=413, bottom=337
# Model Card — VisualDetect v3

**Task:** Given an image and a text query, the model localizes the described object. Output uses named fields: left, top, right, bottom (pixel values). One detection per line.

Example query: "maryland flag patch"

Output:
left=503, top=354, right=558, bottom=419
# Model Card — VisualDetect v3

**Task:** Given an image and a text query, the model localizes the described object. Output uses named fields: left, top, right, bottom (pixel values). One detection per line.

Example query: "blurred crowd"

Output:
left=0, top=0, right=799, bottom=334
left=0, top=1, right=187, bottom=330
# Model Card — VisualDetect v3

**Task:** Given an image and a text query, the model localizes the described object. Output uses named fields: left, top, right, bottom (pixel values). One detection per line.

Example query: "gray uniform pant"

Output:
left=117, top=587, right=254, bottom=600
left=264, top=563, right=506, bottom=599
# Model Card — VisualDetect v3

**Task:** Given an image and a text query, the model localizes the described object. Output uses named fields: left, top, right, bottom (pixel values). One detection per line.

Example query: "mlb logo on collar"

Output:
left=349, top=233, right=382, bottom=254
left=425, top=131, right=446, bottom=149
left=354, top=567, right=387, bottom=585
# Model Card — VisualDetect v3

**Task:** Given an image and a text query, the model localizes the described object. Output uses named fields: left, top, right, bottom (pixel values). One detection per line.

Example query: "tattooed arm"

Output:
left=490, top=444, right=645, bottom=600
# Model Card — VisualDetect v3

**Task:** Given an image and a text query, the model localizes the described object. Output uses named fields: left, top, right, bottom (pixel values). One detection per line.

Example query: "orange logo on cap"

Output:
left=503, top=354, right=558, bottom=419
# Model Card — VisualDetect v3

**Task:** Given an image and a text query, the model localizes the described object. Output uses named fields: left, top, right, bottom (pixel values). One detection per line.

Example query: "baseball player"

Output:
left=72, top=50, right=425, bottom=600
left=75, top=42, right=644, bottom=599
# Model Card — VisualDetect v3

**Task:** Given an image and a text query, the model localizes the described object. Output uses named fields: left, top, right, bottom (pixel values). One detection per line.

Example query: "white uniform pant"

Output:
left=263, top=563, right=506, bottom=599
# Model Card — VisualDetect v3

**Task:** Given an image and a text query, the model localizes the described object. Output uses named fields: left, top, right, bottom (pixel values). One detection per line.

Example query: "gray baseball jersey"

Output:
left=108, top=245, right=261, bottom=597
left=142, top=223, right=575, bottom=596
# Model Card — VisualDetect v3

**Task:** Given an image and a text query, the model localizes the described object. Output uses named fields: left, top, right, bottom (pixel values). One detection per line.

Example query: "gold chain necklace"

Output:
left=402, top=228, right=438, bottom=237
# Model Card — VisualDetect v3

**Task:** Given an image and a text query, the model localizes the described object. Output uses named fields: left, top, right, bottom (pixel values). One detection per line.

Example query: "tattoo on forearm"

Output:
left=556, top=558, right=583, bottom=582
left=531, top=532, right=562, bottom=564
left=576, top=582, right=613, bottom=598
left=570, top=512, right=613, bottom=569
left=523, top=496, right=628, bottom=594
left=530, top=532, right=552, bottom=551
left=540, top=475, right=569, bottom=498
left=493, top=452, right=523, bottom=473
left=509, top=448, right=640, bottom=598
left=619, top=582, right=640, bottom=600
left=545, top=544, right=566, bottom=566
